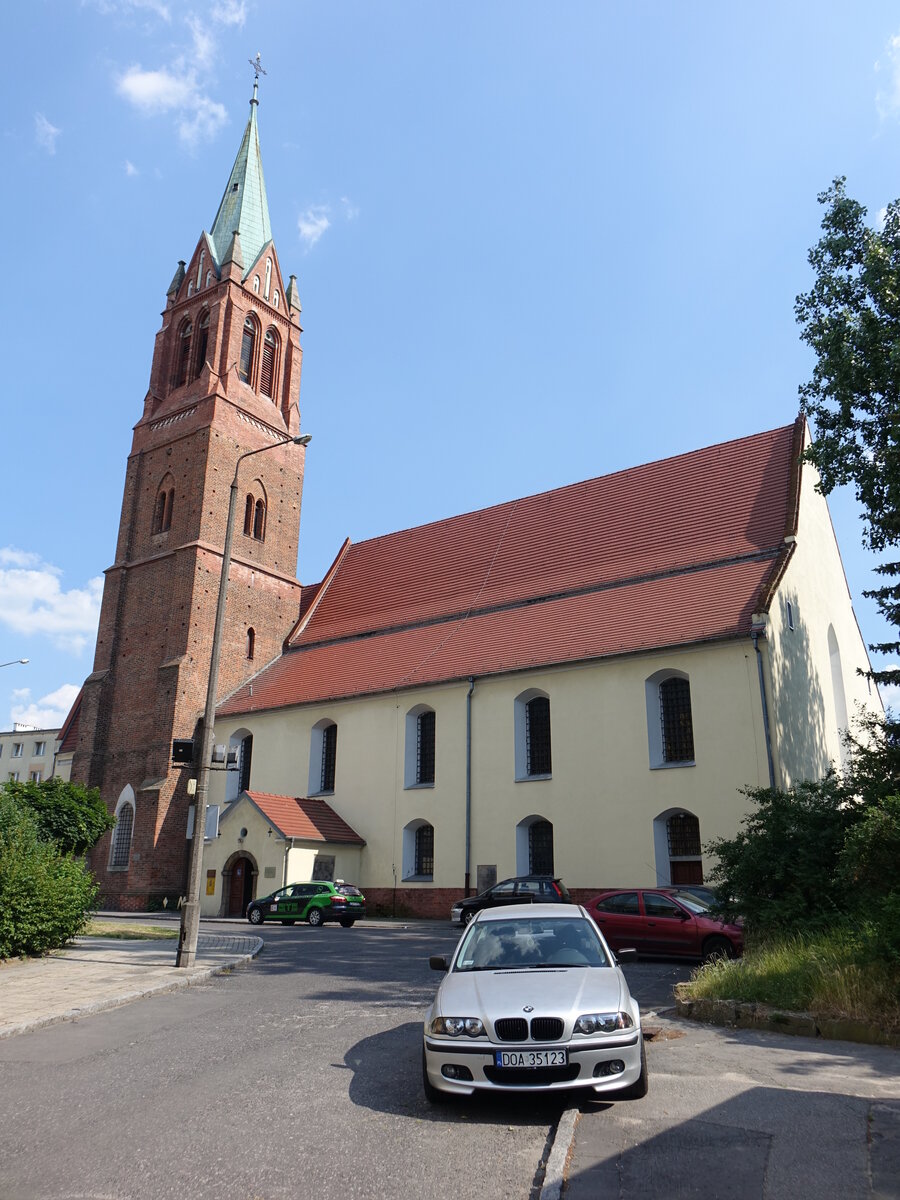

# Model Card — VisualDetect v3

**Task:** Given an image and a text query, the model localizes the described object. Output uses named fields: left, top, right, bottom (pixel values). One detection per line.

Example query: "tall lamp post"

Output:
left=0, top=659, right=29, bottom=668
left=176, top=433, right=311, bottom=967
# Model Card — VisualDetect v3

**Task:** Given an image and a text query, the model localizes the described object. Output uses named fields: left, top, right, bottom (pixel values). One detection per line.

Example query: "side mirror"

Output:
left=429, top=955, right=448, bottom=972
left=615, top=948, right=638, bottom=964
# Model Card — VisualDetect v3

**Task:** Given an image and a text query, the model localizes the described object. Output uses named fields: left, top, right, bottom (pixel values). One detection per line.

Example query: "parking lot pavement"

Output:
left=0, top=932, right=261, bottom=1039
left=564, top=1012, right=900, bottom=1200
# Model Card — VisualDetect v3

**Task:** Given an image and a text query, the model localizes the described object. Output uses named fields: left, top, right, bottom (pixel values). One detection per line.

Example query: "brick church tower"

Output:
left=72, top=78, right=307, bottom=909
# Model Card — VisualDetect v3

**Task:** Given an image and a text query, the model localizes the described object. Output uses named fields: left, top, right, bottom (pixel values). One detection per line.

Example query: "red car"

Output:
left=586, top=888, right=743, bottom=960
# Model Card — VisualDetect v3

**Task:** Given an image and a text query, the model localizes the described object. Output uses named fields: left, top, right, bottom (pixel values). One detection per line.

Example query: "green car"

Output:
left=246, top=881, right=366, bottom=927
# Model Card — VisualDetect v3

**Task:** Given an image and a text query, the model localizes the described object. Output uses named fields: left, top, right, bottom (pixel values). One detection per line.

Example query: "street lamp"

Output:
left=176, top=432, right=311, bottom=967
left=0, top=659, right=29, bottom=668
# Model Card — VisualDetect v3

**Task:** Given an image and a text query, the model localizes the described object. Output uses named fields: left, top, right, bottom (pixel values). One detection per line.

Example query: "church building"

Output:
left=68, top=83, right=880, bottom=916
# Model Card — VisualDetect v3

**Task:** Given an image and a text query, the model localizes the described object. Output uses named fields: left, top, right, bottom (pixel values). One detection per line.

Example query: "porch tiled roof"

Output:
left=243, top=792, right=365, bottom=845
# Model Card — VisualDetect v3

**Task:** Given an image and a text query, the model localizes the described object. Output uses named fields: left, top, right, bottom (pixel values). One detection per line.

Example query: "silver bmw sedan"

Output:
left=423, top=904, right=647, bottom=1101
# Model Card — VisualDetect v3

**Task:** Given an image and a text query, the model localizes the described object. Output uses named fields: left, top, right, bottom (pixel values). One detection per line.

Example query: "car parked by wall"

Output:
left=586, top=887, right=742, bottom=959
left=450, top=876, right=572, bottom=925
left=247, top=881, right=365, bottom=927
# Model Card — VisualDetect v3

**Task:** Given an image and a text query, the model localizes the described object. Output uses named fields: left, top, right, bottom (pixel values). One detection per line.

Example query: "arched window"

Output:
left=253, top=275, right=260, bottom=293
left=205, top=269, right=214, bottom=288
left=659, top=677, right=694, bottom=763
left=196, top=249, right=205, bottom=290
left=193, top=310, right=209, bottom=380
left=653, top=808, right=704, bottom=886
left=404, top=704, right=436, bottom=787
left=402, top=819, right=435, bottom=880
left=153, top=477, right=175, bottom=534
left=309, top=720, right=338, bottom=794
left=264, top=257, right=272, bottom=300
left=225, top=730, right=253, bottom=803
left=646, top=670, right=695, bottom=767
left=246, top=627, right=255, bottom=660
left=415, top=823, right=434, bottom=876
left=514, top=689, right=552, bottom=780
left=174, top=320, right=192, bottom=387
left=253, top=498, right=266, bottom=540
left=109, top=786, right=135, bottom=871
left=239, top=316, right=257, bottom=384
left=260, top=328, right=279, bottom=399
left=243, top=494, right=254, bottom=536
left=273, top=290, right=280, bottom=309
left=515, top=814, right=554, bottom=875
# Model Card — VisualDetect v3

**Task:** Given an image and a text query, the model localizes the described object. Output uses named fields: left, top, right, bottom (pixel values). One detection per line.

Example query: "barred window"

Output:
left=416, top=710, right=435, bottom=785
left=526, top=696, right=552, bottom=776
left=667, top=812, right=701, bottom=857
left=321, top=723, right=337, bottom=792
left=415, top=823, right=434, bottom=876
left=110, top=804, right=134, bottom=869
left=529, top=819, right=554, bottom=874
left=659, top=677, right=694, bottom=762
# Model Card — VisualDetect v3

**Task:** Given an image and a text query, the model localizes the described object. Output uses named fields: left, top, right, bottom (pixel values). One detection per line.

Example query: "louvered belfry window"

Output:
left=660, top=677, right=695, bottom=762
left=193, top=311, right=209, bottom=380
left=415, top=824, right=434, bottom=876
left=526, top=696, right=552, bottom=776
left=417, top=710, right=435, bottom=784
left=321, top=724, right=337, bottom=791
left=239, top=317, right=256, bottom=383
left=260, top=329, right=277, bottom=399
left=175, top=321, right=192, bottom=387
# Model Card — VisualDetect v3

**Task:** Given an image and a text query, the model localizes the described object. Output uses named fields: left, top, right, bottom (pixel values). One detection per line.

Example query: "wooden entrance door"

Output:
left=228, top=857, right=253, bottom=916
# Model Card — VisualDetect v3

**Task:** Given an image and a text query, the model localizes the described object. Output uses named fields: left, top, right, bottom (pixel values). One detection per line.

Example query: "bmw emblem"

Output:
left=523, top=1005, right=534, bottom=1013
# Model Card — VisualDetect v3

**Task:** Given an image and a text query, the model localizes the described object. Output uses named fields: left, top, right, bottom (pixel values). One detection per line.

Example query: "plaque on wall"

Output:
left=476, top=864, right=497, bottom=894
left=312, top=855, right=335, bottom=881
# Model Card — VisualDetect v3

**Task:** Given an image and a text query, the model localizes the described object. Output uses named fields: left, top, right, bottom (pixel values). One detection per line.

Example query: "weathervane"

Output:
left=249, top=52, right=267, bottom=82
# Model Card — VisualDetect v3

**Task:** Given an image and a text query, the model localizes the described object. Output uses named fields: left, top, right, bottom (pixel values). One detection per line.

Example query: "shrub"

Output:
left=0, top=792, right=98, bottom=959
left=2, top=776, right=114, bottom=854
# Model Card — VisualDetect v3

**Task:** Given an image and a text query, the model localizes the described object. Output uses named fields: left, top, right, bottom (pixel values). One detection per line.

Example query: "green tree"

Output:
left=2, top=776, right=114, bottom=855
left=795, top=177, right=900, bottom=689
left=0, top=792, right=98, bottom=958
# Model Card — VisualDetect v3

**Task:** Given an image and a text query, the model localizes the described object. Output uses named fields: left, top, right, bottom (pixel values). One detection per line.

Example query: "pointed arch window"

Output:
left=109, top=787, right=135, bottom=871
left=174, top=320, right=192, bottom=388
left=260, top=328, right=279, bottom=400
left=153, top=477, right=175, bottom=534
left=193, top=310, right=209, bottom=381
left=243, top=494, right=254, bottom=536
left=239, top=316, right=257, bottom=384
left=246, top=627, right=255, bottom=660
left=243, top=485, right=266, bottom=541
left=253, top=498, right=266, bottom=540
left=264, top=257, right=272, bottom=300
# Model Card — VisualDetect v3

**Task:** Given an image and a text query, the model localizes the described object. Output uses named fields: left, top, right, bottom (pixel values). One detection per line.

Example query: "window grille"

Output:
left=111, top=805, right=134, bottom=869
left=415, top=824, right=434, bottom=876
left=321, top=724, right=337, bottom=791
left=529, top=820, right=554, bottom=874
left=525, top=696, right=552, bottom=775
left=667, top=813, right=701, bottom=857
left=416, top=710, right=435, bottom=784
left=659, top=677, right=694, bottom=762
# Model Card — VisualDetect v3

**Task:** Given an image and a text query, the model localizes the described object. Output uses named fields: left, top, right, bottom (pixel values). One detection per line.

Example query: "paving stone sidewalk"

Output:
left=0, top=932, right=262, bottom=1039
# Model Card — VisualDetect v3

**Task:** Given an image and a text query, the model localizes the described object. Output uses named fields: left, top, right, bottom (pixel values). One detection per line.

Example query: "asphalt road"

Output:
left=0, top=919, right=897, bottom=1200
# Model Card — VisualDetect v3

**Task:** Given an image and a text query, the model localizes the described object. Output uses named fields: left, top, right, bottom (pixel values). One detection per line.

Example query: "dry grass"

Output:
left=85, top=919, right=178, bottom=941
left=683, top=932, right=900, bottom=1033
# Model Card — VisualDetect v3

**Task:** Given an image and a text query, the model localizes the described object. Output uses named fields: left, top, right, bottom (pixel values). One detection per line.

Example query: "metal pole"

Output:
left=176, top=434, right=308, bottom=967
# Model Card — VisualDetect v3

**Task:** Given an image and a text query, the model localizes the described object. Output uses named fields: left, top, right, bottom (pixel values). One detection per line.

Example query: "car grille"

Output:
left=484, top=1064, right=581, bottom=1086
left=494, top=1017, right=564, bottom=1042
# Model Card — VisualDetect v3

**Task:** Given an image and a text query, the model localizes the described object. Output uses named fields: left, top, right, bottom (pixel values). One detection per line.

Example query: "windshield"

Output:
left=454, top=916, right=610, bottom=972
left=671, top=892, right=711, bottom=914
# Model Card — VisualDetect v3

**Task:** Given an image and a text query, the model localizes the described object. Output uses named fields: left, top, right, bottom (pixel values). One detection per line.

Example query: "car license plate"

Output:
left=495, top=1049, right=568, bottom=1068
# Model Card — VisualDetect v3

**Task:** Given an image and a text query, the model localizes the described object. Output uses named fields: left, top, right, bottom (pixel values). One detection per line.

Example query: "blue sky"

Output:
left=2, top=0, right=900, bottom=731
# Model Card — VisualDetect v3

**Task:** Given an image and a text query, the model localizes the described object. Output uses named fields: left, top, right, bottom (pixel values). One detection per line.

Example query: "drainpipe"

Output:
left=465, top=677, right=475, bottom=896
left=751, top=622, right=776, bottom=788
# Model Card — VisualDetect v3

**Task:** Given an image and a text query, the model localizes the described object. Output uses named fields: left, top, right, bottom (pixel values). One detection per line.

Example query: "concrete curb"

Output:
left=674, top=991, right=900, bottom=1048
left=0, top=935, right=264, bottom=1040
left=539, top=1107, right=578, bottom=1200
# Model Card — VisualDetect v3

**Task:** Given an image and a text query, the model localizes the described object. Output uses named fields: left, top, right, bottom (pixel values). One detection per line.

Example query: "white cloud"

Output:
left=117, top=65, right=194, bottom=114
left=341, top=196, right=360, bottom=221
left=34, top=113, right=61, bottom=155
left=187, top=15, right=216, bottom=70
left=125, top=159, right=139, bottom=176
left=0, top=549, right=102, bottom=654
left=177, top=95, right=228, bottom=147
left=11, top=684, right=81, bottom=731
left=298, top=206, right=332, bottom=249
left=212, top=0, right=246, bottom=26
left=875, top=33, right=900, bottom=118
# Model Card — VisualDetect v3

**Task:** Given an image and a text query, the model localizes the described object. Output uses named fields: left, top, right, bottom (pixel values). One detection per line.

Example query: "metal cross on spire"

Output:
left=248, top=52, right=267, bottom=102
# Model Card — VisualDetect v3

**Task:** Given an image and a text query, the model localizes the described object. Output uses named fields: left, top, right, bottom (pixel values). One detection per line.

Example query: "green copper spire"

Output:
left=209, top=66, right=272, bottom=274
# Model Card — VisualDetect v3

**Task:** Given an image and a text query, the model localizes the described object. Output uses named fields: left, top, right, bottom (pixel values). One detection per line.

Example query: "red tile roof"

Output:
left=220, top=421, right=802, bottom=715
left=241, top=792, right=365, bottom=844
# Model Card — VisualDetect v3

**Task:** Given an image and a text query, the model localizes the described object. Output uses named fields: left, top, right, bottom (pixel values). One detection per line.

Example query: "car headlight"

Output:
left=429, top=1016, right=486, bottom=1037
left=574, top=1011, right=635, bottom=1035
